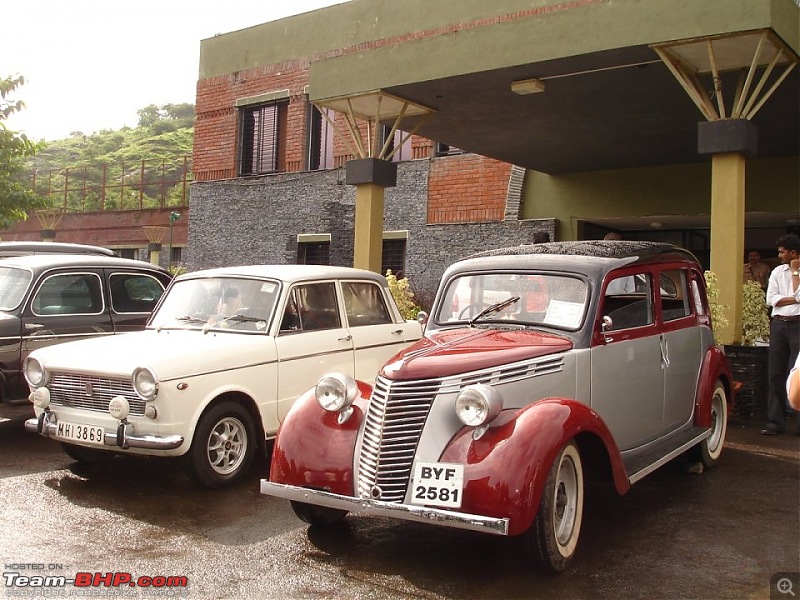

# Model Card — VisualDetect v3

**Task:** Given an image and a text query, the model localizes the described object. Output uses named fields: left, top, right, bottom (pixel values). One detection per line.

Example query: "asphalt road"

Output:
left=1, top=403, right=798, bottom=600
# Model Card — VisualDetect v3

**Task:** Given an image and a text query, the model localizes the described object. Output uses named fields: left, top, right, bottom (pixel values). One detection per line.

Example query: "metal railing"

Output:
left=30, top=157, right=192, bottom=212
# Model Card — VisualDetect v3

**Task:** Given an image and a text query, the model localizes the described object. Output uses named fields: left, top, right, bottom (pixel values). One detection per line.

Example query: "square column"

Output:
left=346, top=158, right=397, bottom=273
left=700, top=119, right=757, bottom=345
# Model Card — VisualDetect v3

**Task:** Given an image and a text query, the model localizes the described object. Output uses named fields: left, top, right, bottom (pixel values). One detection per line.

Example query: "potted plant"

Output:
left=719, top=277, right=771, bottom=418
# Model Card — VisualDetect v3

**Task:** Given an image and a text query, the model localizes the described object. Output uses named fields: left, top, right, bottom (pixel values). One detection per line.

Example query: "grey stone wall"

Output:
left=189, top=159, right=555, bottom=308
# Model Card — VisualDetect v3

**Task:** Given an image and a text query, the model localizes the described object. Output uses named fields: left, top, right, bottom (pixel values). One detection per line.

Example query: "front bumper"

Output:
left=260, top=480, right=510, bottom=536
left=24, top=411, right=184, bottom=450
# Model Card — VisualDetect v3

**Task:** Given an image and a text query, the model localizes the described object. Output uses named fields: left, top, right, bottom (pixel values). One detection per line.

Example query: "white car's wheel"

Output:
left=186, top=401, right=256, bottom=489
left=523, top=440, right=584, bottom=573
left=692, top=380, right=728, bottom=468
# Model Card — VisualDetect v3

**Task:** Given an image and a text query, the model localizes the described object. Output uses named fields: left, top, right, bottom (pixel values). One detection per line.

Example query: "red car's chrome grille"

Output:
left=357, top=376, right=439, bottom=503
left=48, top=372, right=145, bottom=416
left=355, top=354, right=565, bottom=503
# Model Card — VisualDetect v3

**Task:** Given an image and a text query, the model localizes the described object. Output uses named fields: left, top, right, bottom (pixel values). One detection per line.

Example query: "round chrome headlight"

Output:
left=132, top=367, right=158, bottom=401
left=455, top=384, right=503, bottom=427
left=315, top=373, right=358, bottom=413
left=24, top=357, right=49, bottom=388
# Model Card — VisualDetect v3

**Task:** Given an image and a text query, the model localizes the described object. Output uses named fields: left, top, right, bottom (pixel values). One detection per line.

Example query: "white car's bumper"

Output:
left=25, top=411, right=184, bottom=450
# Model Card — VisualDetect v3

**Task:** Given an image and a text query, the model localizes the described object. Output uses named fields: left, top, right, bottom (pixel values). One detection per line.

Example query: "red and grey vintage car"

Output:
left=260, top=241, right=733, bottom=572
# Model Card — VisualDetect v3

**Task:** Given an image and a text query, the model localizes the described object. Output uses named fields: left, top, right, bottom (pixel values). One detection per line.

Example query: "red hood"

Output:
left=380, top=327, right=573, bottom=380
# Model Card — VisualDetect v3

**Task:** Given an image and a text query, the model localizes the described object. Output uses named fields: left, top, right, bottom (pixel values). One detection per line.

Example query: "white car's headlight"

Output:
left=455, top=384, right=503, bottom=427
left=315, top=373, right=358, bottom=413
left=24, top=357, right=49, bottom=388
left=132, top=367, right=158, bottom=401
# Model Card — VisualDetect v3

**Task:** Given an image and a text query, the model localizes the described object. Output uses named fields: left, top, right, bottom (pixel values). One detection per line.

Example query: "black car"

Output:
left=0, top=254, right=171, bottom=403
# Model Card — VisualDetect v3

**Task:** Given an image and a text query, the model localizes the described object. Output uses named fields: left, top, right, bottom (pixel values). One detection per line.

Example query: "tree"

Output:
left=0, top=75, right=47, bottom=228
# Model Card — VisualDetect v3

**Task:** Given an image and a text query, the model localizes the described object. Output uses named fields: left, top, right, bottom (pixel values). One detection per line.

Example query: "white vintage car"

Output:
left=24, top=265, right=422, bottom=487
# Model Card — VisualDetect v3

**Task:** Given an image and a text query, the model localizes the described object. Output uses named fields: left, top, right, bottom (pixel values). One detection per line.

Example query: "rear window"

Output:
left=0, top=267, right=32, bottom=311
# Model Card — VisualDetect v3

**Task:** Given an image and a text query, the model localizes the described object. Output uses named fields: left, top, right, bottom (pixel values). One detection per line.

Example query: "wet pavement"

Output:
left=1, top=403, right=798, bottom=600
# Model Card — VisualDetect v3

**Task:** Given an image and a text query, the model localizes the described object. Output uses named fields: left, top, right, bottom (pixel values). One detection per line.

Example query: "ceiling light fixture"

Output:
left=511, top=78, right=545, bottom=95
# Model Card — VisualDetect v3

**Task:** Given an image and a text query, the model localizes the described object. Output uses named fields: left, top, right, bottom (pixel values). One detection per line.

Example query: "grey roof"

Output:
left=0, top=253, right=170, bottom=273
left=449, top=240, right=700, bottom=280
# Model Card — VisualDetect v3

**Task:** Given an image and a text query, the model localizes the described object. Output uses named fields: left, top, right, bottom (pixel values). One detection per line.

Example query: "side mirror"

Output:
left=416, top=311, right=428, bottom=327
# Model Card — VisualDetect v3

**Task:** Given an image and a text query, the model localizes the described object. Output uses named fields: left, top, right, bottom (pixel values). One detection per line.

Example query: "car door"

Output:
left=20, top=268, right=113, bottom=362
left=590, top=269, right=665, bottom=451
left=658, top=267, right=703, bottom=432
left=340, top=279, right=413, bottom=382
left=107, top=270, right=169, bottom=332
left=274, top=282, right=355, bottom=421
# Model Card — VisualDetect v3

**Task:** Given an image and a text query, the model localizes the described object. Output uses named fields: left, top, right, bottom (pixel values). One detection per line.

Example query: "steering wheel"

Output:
left=458, top=303, right=488, bottom=320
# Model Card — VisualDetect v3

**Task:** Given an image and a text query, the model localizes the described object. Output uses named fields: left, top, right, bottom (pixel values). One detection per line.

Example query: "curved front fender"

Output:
left=269, top=380, right=372, bottom=496
left=440, top=398, right=629, bottom=536
left=694, top=345, right=733, bottom=427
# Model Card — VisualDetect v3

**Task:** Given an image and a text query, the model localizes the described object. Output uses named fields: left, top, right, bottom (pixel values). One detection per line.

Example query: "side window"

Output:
left=110, top=273, right=166, bottom=314
left=32, top=273, right=103, bottom=315
left=342, top=281, right=392, bottom=326
left=602, top=272, right=653, bottom=330
left=660, top=269, right=691, bottom=321
left=280, top=283, right=341, bottom=333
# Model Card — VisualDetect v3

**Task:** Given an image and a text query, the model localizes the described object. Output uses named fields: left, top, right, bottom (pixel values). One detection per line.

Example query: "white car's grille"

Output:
left=357, top=354, right=565, bottom=503
left=48, top=373, right=144, bottom=416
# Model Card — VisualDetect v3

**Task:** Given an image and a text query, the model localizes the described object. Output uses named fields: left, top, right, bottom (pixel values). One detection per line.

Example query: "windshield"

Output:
left=149, top=276, right=280, bottom=332
left=436, top=272, right=588, bottom=330
left=0, top=267, right=33, bottom=311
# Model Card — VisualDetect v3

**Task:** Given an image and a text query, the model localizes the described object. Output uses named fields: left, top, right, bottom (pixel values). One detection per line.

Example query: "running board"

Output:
left=625, top=426, right=710, bottom=484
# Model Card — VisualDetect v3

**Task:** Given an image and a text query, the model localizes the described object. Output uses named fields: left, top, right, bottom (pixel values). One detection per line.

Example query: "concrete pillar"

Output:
left=699, top=119, right=757, bottom=345
left=148, top=242, right=162, bottom=266
left=346, top=158, right=397, bottom=273
left=353, top=184, right=385, bottom=272
left=709, top=153, right=746, bottom=344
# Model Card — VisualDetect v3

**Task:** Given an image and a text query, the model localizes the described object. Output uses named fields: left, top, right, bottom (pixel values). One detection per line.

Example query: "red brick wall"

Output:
left=427, top=155, right=511, bottom=224
left=194, top=61, right=312, bottom=182
left=0, top=208, right=188, bottom=248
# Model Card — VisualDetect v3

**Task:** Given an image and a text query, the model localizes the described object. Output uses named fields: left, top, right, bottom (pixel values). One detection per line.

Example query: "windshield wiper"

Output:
left=156, top=315, right=207, bottom=332
left=469, top=296, right=520, bottom=327
left=202, top=314, right=265, bottom=334
left=175, top=315, right=207, bottom=324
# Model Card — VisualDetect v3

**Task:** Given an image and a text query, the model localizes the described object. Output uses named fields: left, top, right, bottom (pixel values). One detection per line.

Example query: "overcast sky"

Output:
left=3, top=0, right=346, bottom=141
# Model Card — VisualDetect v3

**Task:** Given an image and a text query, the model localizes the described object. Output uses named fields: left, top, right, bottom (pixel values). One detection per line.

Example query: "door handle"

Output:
left=25, top=323, right=44, bottom=331
left=391, top=329, right=403, bottom=335
left=338, top=335, right=353, bottom=342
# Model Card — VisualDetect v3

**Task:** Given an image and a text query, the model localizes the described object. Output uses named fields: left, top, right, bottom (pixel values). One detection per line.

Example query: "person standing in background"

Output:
left=743, top=250, right=770, bottom=291
left=761, top=234, right=800, bottom=435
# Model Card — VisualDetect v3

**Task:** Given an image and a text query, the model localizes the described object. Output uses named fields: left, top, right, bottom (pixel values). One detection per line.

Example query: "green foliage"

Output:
left=0, top=75, right=47, bottom=228
left=386, top=269, right=420, bottom=320
left=741, top=281, right=770, bottom=346
left=703, top=271, right=728, bottom=345
left=22, top=103, right=194, bottom=213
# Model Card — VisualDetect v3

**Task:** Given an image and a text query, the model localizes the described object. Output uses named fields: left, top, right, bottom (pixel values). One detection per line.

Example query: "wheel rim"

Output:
left=553, top=454, right=579, bottom=548
left=206, top=416, right=248, bottom=475
left=706, top=388, right=727, bottom=459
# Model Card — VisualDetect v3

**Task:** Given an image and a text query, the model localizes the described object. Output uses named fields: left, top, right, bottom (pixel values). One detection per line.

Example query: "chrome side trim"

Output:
left=627, top=428, right=710, bottom=484
left=259, top=480, right=510, bottom=536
